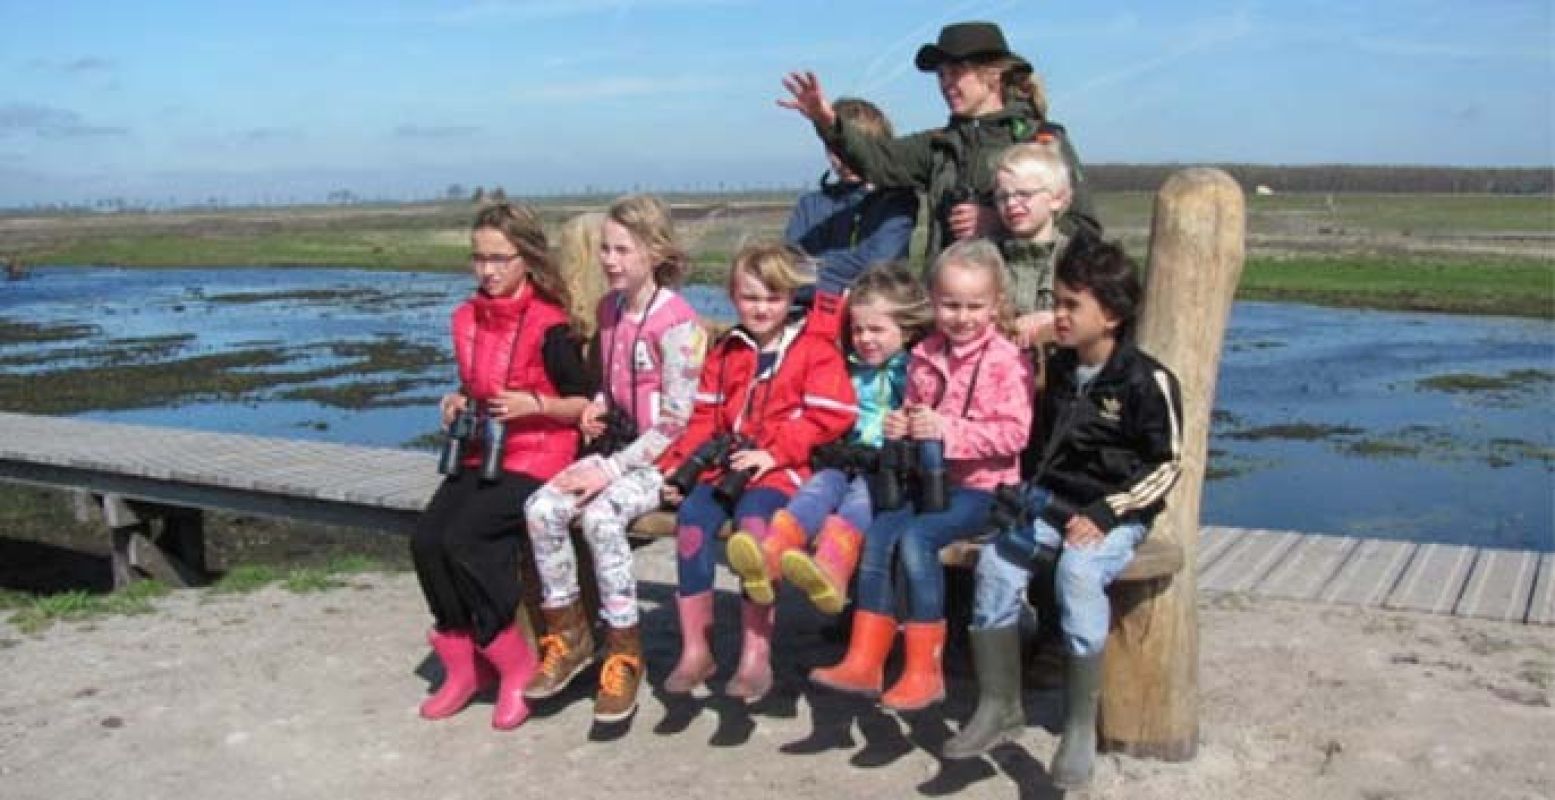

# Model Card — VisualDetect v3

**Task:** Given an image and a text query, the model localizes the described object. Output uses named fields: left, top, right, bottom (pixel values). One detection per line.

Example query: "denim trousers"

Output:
left=855, top=487, right=993, bottom=622
left=973, top=503, right=1146, bottom=656
left=674, top=482, right=788, bottom=596
left=783, top=468, right=873, bottom=540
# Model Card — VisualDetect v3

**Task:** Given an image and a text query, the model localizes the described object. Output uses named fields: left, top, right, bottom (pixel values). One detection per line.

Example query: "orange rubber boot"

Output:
left=781, top=515, right=862, bottom=615
left=727, top=510, right=805, bottom=605
left=880, top=620, right=947, bottom=712
left=809, top=609, right=896, bottom=697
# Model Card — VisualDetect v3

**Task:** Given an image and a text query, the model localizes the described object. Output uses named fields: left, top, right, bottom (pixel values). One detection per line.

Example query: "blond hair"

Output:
left=930, top=239, right=1017, bottom=338
left=471, top=203, right=577, bottom=332
left=987, top=55, right=1048, bottom=119
left=848, top=262, right=934, bottom=344
left=996, top=142, right=1072, bottom=197
left=555, top=211, right=607, bottom=339
left=727, top=242, right=815, bottom=295
left=606, top=194, right=689, bottom=288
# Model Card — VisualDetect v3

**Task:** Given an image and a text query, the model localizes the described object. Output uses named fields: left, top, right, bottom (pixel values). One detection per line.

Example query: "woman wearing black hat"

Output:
left=780, top=21, right=1099, bottom=265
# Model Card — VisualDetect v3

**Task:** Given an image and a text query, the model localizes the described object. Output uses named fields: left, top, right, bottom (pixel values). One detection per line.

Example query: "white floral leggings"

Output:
left=523, top=464, right=664, bottom=629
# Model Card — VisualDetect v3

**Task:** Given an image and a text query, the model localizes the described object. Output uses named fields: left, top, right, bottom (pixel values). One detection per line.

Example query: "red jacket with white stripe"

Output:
left=657, top=320, right=857, bottom=495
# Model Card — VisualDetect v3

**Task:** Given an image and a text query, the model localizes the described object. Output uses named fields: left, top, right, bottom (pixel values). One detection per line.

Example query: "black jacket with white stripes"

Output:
left=1031, top=339, right=1184, bottom=532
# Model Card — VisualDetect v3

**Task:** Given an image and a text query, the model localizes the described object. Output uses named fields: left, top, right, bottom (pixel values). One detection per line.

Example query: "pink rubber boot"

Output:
left=725, top=599, right=776, bottom=703
left=664, top=591, right=717, bottom=694
left=420, top=628, right=494, bottom=720
left=479, top=625, right=538, bottom=730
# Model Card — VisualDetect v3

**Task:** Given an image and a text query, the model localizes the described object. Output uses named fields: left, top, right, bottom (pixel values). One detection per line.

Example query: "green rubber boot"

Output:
left=942, top=625, right=1026, bottom=759
left=1051, top=654, right=1104, bottom=789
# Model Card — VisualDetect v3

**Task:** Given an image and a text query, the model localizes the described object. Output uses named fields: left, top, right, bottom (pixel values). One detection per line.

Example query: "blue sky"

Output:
left=1, top=0, right=1551, bottom=206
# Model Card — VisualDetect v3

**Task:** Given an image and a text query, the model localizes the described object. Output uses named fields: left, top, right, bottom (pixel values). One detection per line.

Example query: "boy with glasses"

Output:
left=991, top=142, right=1084, bottom=354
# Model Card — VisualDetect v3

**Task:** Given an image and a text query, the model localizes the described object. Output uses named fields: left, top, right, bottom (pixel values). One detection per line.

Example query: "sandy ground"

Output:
left=2, top=538, right=1551, bottom=800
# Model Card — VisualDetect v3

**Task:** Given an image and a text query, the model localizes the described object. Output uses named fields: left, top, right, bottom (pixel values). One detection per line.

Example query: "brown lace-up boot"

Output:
left=593, top=624, right=643, bottom=722
left=523, top=601, right=595, bottom=700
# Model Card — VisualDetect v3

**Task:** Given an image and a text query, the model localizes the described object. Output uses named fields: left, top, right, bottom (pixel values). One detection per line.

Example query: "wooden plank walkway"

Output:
left=1, top=413, right=1550, bottom=624
left=1199, top=526, right=1552, bottom=625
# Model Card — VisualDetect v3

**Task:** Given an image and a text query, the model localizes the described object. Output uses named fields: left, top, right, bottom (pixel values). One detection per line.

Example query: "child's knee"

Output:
left=676, top=524, right=708, bottom=560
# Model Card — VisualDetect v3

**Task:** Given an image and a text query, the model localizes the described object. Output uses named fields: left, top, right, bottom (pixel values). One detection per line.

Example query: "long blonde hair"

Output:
left=555, top=211, right=607, bottom=339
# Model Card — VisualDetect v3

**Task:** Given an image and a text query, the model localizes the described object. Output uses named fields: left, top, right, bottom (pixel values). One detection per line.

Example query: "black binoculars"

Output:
left=984, top=482, right=1079, bottom=539
left=666, top=433, right=757, bottom=506
left=437, top=402, right=506, bottom=483
left=871, top=437, right=949, bottom=513
left=809, top=441, right=880, bottom=476
left=582, top=405, right=637, bottom=458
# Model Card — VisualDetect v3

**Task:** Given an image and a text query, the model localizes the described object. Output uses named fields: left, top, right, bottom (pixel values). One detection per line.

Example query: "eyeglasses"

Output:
left=992, top=188, right=1051, bottom=207
left=470, top=252, right=520, bottom=268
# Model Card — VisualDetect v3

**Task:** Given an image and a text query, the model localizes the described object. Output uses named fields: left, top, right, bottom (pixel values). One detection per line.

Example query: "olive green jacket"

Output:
left=1000, top=231, right=1070, bottom=314
left=821, top=101, right=1098, bottom=265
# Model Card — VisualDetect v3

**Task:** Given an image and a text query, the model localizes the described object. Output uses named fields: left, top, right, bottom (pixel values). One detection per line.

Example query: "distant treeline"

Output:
left=1084, top=164, right=1554, bottom=195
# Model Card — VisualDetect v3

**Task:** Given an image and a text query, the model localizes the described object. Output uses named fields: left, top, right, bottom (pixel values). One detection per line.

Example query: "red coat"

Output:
left=451, top=284, right=579, bottom=481
left=657, top=321, right=857, bottom=494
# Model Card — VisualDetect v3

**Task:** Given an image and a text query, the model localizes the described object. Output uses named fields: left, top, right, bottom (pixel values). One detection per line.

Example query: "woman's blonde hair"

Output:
left=930, top=239, right=1017, bottom=338
left=606, top=194, right=690, bottom=288
left=472, top=202, right=577, bottom=333
left=555, top=211, right=607, bottom=339
left=984, top=55, right=1048, bottom=119
left=727, top=241, right=815, bottom=295
left=848, top=262, right=934, bottom=345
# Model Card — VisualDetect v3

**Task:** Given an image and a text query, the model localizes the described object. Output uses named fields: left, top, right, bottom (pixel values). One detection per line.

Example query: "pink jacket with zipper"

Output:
left=905, top=326, right=1034, bottom=492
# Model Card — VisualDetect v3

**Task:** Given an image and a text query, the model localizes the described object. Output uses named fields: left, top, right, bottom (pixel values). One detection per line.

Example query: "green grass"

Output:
left=1418, top=369, right=1554, bottom=393
left=6, top=580, right=171, bottom=634
left=210, top=564, right=281, bottom=594
left=1240, top=255, right=1554, bottom=318
left=282, top=567, right=345, bottom=593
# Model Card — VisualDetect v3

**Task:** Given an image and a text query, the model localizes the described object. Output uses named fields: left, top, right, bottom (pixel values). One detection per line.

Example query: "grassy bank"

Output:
left=5, top=192, right=1552, bottom=318
left=1240, top=255, right=1554, bottom=317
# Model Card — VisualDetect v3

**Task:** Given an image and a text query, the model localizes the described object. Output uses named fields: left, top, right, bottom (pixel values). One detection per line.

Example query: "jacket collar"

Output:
left=914, top=325, right=999, bottom=377
left=946, top=324, right=998, bottom=361
left=726, top=319, right=804, bottom=378
left=848, top=348, right=909, bottom=374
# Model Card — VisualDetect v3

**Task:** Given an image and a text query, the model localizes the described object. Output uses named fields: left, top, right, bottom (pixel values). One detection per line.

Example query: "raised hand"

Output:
left=778, top=71, right=837, bottom=129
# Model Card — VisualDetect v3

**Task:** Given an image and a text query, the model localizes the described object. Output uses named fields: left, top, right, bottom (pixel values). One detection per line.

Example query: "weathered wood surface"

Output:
left=1097, top=167, right=1246, bottom=762
left=0, top=411, right=436, bottom=533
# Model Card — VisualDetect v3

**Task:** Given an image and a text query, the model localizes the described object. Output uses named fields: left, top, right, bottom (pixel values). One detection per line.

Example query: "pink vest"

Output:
left=595, top=289, right=698, bottom=435
left=450, top=285, right=579, bottom=480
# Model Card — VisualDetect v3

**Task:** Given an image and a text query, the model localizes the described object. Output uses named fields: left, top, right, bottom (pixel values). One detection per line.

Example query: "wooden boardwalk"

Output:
left=1198, top=526, right=1554, bottom=625
left=1, top=412, right=1550, bottom=624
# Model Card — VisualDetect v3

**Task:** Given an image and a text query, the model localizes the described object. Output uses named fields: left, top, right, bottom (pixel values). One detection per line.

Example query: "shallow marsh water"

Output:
left=3, top=266, right=1551, bottom=551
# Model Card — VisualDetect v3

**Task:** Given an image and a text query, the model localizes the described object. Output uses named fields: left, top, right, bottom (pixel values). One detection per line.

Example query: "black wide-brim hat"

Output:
left=914, top=21, right=1031, bottom=73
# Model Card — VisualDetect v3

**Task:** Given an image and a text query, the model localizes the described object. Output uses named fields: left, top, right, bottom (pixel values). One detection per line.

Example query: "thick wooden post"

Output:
left=1097, top=168, right=1245, bottom=760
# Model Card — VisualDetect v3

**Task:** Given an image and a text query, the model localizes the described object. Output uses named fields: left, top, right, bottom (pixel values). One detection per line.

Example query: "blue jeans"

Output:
left=855, top=487, right=993, bottom=622
left=974, top=503, right=1147, bottom=656
left=675, top=483, right=788, bottom=596
left=784, top=468, right=873, bottom=540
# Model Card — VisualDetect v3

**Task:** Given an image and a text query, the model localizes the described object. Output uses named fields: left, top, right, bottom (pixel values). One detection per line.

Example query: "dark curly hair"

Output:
left=1055, top=238, right=1143, bottom=340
